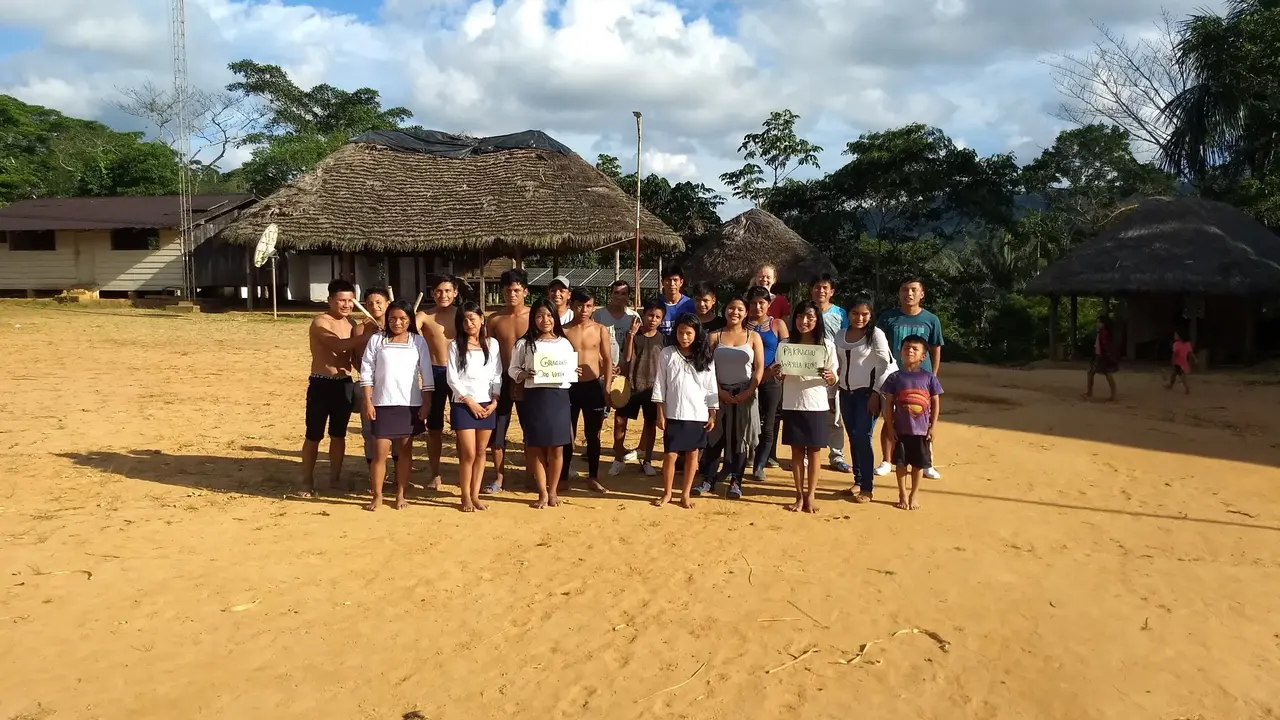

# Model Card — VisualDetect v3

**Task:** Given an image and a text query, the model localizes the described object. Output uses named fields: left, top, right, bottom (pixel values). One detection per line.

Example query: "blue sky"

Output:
left=0, top=0, right=1222, bottom=217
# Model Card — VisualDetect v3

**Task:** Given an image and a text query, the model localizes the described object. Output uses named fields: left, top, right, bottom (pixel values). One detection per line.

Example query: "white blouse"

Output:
left=779, top=338, right=839, bottom=412
left=359, top=333, right=435, bottom=407
left=447, top=337, right=503, bottom=403
left=507, top=336, right=575, bottom=389
left=651, top=346, right=720, bottom=422
left=834, top=326, right=895, bottom=392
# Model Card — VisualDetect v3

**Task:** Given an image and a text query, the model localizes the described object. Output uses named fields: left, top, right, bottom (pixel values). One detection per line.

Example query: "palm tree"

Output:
left=1161, top=0, right=1280, bottom=181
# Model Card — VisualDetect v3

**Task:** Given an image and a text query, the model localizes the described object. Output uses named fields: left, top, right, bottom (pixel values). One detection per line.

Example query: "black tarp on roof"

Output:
left=350, top=129, right=574, bottom=158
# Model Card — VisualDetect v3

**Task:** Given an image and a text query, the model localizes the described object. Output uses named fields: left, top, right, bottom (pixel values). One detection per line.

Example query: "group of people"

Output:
left=299, top=263, right=946, bottom=512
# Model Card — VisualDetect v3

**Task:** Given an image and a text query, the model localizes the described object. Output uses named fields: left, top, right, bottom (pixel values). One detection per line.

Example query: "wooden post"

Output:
left=340, top=252, right=356, bottom=283
left=478, top=250, right=487, bottom=313
left=551, top=251, right=559, bottom=278
left=413, top=256, right=422, bottom=297
left=514, top=248, right=524, bottom=269
left=1068, top=295, right=1078, bottom=360
left=244, top=245, right=254, bottom=310
left=1048, top=295, right=1060, bottom=361
left=1243, top=297, right=1258, bottom=364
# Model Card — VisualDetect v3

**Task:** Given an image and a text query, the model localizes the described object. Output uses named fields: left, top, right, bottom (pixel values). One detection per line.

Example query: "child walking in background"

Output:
left=1167, top=329, right=1196, bottom=394
left=881, top=335, right=942, bottom=511
left=509, top=300, right=578, bottom=509
left=447, top=300, right=503, bottom=512
left=775, top=300, right=839, bottom=514
left=1085, top=315, right=1119, bottom=401
left=359, top=300, right=434, bottom=511
left=652, top=313, right=718, bottom=509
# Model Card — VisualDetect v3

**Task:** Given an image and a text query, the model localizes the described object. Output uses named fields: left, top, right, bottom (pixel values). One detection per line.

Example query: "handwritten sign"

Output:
left=778, top=343, right=827, bottom=378
left=533, top=348, right=578, bottom=385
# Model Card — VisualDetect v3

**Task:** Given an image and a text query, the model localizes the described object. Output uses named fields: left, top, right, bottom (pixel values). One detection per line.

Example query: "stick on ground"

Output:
left=787, top=600, right=828, bottom=628
left=765, top=648, right=819, bottom=674
left=635, top=661, right=707, bottom=703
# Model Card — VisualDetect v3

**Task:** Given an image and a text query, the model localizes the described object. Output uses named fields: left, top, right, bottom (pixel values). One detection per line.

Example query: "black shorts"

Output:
left=891, top=435, right=932, bottom=469
left=1170, top=365, right=1185, bottom=378
left=489, top=376, right=515, bottom=449
left=569, top=379, right=606, bottom=411
left=305, top=375, right=355, bottom=441
left=617, top=387, right=657, bottom=424
left=426, top=365, right=449, bottom=431
left=1090, top=357, right=1119, bottom=375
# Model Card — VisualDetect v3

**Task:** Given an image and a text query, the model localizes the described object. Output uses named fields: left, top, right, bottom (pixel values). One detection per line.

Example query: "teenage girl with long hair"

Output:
left=652, top=313, right=718, bottom=508
left=448, top=300, right=503, bottom=512
left=745, top=285, right=789, bottom=480
left=834, top=294, right=894, bottom=503
left=774, top=299, right=839, bottom=513
left=697, top=295, right=763, bottom=499
left=509, top=299, right=579, bottom=508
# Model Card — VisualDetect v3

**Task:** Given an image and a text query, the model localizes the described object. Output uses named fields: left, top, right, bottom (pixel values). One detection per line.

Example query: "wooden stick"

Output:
left=352, top=298, right=376, bottom=323
left=788, top=600, right=829, bottom=629
left=765, top=648, right=818, bottom=674
left=635, top=660, right=707, bottom=703
left=740, top=552, right=754, bottom=586
left=756, top=617, right=802, bottom=622
left=387, top=285, right=395, bottom=301
left=413, top=292, right=424, bottom=314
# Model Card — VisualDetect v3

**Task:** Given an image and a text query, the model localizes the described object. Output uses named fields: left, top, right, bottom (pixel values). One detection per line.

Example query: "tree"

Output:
left=1045, top=11, right=1188, bottom=156
left=113, top=81, right=264, bottom=176
left=719, top=110, right=823, bottom=207
left=225, top=60, right=414, bottom=196
left=596, top=154, right=725, bottom=237
left=595, top=153, right=623, bottom=183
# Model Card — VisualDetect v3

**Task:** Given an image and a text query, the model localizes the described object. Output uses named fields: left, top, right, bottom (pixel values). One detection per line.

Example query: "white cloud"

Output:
left=0, top=0, right=1229, bottom=218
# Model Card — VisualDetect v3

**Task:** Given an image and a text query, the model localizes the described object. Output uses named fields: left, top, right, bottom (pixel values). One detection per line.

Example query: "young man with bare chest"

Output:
left=352, top=287, right=390, bottom=478
left=417, top=276, right=458, bottom=490
left=483, top=269, right=531, bottom=493
left=561, top=288, right=613, bottom=493
left=301, top=279, right=377, bottom=497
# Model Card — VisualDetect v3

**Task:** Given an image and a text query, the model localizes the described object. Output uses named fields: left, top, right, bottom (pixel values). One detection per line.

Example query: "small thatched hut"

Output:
left=1027, top=196, right=1280, bottom=365
left=683, top=208, right=836, bottom=286
left=215, top=129, right=681, bottom=306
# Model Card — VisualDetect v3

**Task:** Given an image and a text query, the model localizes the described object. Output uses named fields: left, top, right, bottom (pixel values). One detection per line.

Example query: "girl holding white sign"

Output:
left=652, top=313, right=719, bottom=509
left=509, top=299, right=578, bottom=508
left=774, top=300, right=839, bottom=513
left=447, top=300, right=503, bottom=513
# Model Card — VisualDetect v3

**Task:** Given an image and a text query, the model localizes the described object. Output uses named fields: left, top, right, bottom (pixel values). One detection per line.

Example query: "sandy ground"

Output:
left=1, top=303, right=1279, bottom=720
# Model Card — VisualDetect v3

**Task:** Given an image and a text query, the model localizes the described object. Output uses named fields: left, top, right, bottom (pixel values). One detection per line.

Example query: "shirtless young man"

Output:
left=301, top=279, right=377, bottom=497
left=483, top=268, right=531, bottom=493
left=561, top=288, right=613, bottom=493
left=416, top=276, right=459, bottom=490
left=352, top=287, right=390, bottom=476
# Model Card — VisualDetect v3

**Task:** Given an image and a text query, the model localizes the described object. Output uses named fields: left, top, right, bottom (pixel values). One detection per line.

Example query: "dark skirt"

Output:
left=781, top=409, right=828, bottom=448
left=451, top=401, right=497, bottom=431
left=664, top=419, right=708, bottom=453
left=371, top=405, right=424, bottom=439
left=521, top=386, right=571, bottom=447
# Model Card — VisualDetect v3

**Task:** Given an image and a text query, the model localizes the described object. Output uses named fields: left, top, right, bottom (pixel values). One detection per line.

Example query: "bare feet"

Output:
left=461, top=500, right=475, bottom=512
left=548, top=494, right=561, bottom=507
left=678, top=496, right=693, bottom=509
left=364, top=498, right=381, bottom=511
left=803, top=496, right=819, bottom=513
left=652, top=493, right=671, bottom=508
left=785, top=500, right=802, bottom=512
left=394, top=494, right=407, bottom=510
left=472, top=497, right=487, bottom=511
left=896, top=493, right=909, bottom=510
left=427, top=476, right=443, bottom=491
left=532, top=493, right=548, bottom=509
left=586, top=478, right=607, bottom=494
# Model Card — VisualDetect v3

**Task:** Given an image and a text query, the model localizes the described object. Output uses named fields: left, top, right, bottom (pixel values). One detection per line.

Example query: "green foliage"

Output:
left=226, top=59, right=414, bottom=196
left=719, top=110, right=822, bottom=206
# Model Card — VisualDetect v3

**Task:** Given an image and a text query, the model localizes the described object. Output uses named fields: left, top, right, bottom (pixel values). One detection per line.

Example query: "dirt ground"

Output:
left=1, top=303, right=1278, bottom=720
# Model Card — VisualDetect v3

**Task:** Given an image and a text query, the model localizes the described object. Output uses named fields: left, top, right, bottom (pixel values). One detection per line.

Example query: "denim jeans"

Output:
left=839, top=388, right=878, bottom=492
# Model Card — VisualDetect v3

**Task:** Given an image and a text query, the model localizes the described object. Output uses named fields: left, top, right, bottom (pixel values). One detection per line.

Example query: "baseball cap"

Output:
left=549, top=275, right=571, bottom=290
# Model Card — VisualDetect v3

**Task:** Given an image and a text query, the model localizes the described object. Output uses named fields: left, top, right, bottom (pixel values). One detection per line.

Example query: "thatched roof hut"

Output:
left=684, top=208, right=836, bottom=284
left=1027, top=196, right=1280, bottom=296
left=216, top=129, right=682, bottom=255
left=1027, top=196, right=1280, bottom=366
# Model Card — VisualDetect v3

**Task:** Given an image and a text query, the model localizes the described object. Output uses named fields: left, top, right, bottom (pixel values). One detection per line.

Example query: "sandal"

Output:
left=854, top=492, right=873, bottom=504
left=481, top=482, right=503, bottom=494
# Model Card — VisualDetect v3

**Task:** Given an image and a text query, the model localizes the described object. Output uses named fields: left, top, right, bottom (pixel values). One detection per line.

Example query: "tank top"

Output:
left=629, top=332, right=667, bottom=391
left=750, top=317, right=779, bottom=367
left=713, top=341, right=753, bottom=386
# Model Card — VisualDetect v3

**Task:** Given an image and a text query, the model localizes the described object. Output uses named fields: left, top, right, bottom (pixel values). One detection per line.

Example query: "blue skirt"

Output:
left=781, top=409, right=827, bottom=448
left=371, top=405, right=424, bottom=439
left=664, top=419, right=708, bottom=453
left=451, top=401, right=497, bottom=431
left=521, top=387, right=571, bottom=447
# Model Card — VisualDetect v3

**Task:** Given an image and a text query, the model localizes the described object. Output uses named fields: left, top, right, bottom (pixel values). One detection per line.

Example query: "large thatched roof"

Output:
left=684, top=208, right=836, bottom=284
left=1027, top=196, right=1280, bottom=296
left=216, top=129, right=682, bottom=254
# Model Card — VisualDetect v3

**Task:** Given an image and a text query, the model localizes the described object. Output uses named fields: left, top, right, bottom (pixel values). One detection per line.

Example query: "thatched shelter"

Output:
left=684, top=208, right=836, bottom=285
left=1027, top=196, right=1280, bottom=365
left=214, top=129, right=682, bottom=307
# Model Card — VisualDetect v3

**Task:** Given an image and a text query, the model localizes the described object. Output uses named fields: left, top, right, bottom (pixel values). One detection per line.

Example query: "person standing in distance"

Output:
left=658, top=266, right=696, bottom=337
left=875, top=277, right=944, bottom=480
left=417, top=275, right=460, bottom=490
left=810, top=274, right=850, bottom=474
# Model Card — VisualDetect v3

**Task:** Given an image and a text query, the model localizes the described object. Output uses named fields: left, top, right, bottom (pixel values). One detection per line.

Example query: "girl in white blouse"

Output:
left=834, top=295, right=895, bottom=503
left=773, top=299, right=839, bottom=513
left=652, top=313, right=718, bottom=509
left=359, top=300, right=434, bottom=511
left=447, top=300, right=503, bottom=512
left=508, top=299, right=579, bottom=509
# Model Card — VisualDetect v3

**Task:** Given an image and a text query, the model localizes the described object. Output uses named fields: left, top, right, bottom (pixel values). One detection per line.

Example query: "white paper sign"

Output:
left=533, top=348, right=578, bottom=385
left=777, top=343, right=827, bottom=378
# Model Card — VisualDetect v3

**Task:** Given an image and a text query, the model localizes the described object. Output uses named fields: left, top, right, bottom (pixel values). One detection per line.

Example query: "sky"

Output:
left=0, top=0, right=1225, bottom=217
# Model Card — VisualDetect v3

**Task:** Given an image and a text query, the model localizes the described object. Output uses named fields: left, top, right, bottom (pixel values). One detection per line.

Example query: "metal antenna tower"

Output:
left=170, top=0, right=194, bottom=298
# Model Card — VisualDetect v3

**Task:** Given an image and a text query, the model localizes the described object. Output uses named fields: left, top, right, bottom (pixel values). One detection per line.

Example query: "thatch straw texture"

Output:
left=1027, top=196, right=1280, bottom=296
left=684, top=208, right=836, bottom=284
left=216, top=135, right=682, bottom=254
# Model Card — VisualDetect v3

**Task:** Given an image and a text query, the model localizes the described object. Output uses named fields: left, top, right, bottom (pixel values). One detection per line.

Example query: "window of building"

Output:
left=6, top=230, right=56, bottom=251
left=110, top=228, right=161, bottom=251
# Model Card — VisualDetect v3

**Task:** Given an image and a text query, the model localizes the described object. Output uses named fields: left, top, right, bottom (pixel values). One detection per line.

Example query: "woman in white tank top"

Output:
left=697, top=296, right=764, bottom=499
